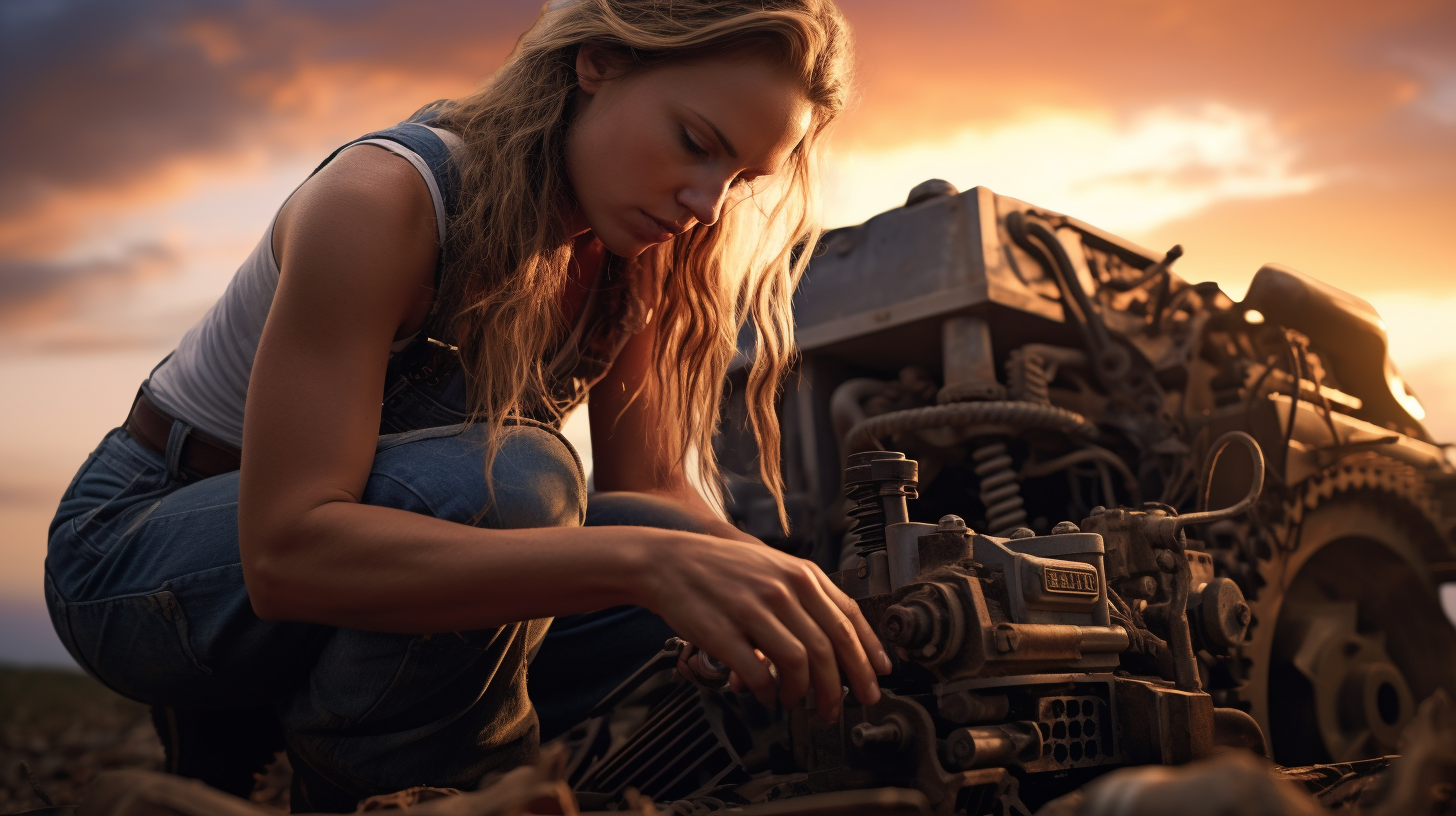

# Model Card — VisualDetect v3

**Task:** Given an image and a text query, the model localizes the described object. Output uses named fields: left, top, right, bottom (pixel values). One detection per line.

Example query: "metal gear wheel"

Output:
left=1212, top=454, right=1456, bottom=764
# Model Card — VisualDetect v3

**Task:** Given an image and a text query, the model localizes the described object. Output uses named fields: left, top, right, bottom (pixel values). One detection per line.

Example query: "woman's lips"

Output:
left=638, top=209, right=679, bottom=243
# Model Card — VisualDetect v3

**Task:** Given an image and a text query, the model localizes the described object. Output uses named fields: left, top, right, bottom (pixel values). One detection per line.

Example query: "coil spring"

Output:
left=1007, top=349, right=1052, bottom=405
left=846, top=480, right=889, bottom=554
left=974, top=441, right=1026, bottom=535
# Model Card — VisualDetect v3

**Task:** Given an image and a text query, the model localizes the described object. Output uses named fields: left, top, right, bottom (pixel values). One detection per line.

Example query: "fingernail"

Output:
left=877, top=650, right=893, bottom=673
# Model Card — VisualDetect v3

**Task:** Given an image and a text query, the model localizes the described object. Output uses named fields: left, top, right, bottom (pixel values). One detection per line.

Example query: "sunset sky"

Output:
left=2, top=0, right=1454, bottom=665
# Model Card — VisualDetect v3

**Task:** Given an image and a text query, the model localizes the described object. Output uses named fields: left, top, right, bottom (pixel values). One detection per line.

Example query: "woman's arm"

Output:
left=238, top=147, right=888, bottom=719
left=588, top=306, right=896, bottom=706
left=588, top=317, right=756, bottom=542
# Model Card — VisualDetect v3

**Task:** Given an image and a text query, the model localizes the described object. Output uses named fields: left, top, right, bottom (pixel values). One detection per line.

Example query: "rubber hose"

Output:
left=843, top=401, right=1097, bottom=455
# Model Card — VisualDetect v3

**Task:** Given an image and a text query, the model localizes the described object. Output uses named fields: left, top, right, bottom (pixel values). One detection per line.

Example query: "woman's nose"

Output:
left=677, top=179, right=730, bottom=227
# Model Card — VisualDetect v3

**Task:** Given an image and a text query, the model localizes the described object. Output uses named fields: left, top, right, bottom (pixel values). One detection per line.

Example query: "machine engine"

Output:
left=564, top=437, right=1270, bottom=815
left=560, top=181, right=1456, bottom=814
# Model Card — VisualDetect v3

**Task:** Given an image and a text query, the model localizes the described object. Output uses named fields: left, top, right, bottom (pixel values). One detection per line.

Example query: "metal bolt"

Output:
left=694, top=649, right=730, bottom=681
left=1051, top=521, right=1080, bottom=534
left=1236, top=603, right=1252, bottom=626
left=882, top=604, right=928, bottom=648
left=938, top=514, right=968, bottom=533
left=905, top=178, right=959, bottom=207
left=1009, top=527, right=1036, bottom=539
left=948, top=730, right=975, bottom=761
left=856, top=557, right=868, bottom=579
left=1156, top=549, right=1179, bottom=573
left=1090, top=505, right=1107, bottom=516
left=851, top=719, right=904, bottom=748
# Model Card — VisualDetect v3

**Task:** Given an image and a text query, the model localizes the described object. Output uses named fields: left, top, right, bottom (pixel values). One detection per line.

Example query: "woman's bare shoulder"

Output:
left=274, top=144, right=439, bottom=268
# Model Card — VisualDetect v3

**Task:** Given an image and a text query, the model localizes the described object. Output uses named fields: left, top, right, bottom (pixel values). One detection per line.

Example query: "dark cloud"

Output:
left=0, top=243, right=178, bottom=325
left=0, top=0, right=540, bottom=221
left=5, top=0, right=1451, bottom=232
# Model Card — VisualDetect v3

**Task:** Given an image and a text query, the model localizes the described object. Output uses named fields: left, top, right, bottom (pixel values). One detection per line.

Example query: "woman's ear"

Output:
left=575, top=42, right=615, bottom=95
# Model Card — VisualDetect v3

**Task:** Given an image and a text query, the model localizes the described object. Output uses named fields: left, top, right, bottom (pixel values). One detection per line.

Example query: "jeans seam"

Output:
left=375, top=423, right=469, bottom=454
left=140, top=499, right=239, bottom=526
left=353, top=636, right=423, bottom=726
left=44, top=573, right=96, bottom=681
left=366, top=473, right=439, bottom=518
left=97, top=428, right=165, bottom=474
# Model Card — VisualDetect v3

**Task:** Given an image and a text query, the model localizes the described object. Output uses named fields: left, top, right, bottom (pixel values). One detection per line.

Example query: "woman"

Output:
left=45, top=0, right=888, bottom=810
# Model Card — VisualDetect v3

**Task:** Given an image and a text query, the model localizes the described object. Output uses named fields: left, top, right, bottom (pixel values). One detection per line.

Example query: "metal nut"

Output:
left=1156, top=549, right=1179, bottom=573
left=882, top=604, right=930, bottom=648
left=938, top=514, right=968, bottom=533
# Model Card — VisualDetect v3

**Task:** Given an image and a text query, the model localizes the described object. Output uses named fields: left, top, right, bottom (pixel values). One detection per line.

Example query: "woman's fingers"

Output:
left=687, top=616, right=777, bottom=706
left=759, top=582, right=849, bottom=720
left=788, top=567, right=883, bottom=708
left=652, top=536, right=890, bottom=718
left=815, top=569, right=893, bottom=675
left=727, top=649, right=768, bottom=693
left=738, top=600, right=820, bottom=707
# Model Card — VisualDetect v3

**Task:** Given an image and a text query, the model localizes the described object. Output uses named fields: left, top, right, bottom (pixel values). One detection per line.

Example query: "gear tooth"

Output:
left=1223, top=451, right=1452, bottom=750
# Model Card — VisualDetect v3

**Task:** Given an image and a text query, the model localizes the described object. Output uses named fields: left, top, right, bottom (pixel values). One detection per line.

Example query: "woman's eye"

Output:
left=679, top=126, right=709, bottom=157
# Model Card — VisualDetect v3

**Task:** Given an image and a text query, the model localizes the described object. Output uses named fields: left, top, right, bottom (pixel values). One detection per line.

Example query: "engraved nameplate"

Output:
left=1043, top=565, right=1100, bottom=595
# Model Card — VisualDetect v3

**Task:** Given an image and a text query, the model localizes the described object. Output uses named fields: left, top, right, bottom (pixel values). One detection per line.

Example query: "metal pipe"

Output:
left=940, top=316, right=1004, bottom=402
left=830, top=377, right=889, bottom=446
left=886, top=522, right=936, bottom=589
left=1167, top=530, right=1201, bottom=692
left=1021, top=445, right=1142, bottom=506
left=943, top=722, right=1042, bottom=770
left=1177, top=431, right=1265, bottom=529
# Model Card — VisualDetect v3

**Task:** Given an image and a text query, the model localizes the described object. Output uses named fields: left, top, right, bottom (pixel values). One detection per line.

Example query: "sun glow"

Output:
left=822, top=104, right=1323, bottom=234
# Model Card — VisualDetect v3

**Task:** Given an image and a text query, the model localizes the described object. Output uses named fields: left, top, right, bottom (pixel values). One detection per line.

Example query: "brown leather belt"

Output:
left=125, top=389, right=242, bottom=479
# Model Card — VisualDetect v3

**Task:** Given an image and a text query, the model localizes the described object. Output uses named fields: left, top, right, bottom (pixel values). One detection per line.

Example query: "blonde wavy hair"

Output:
left=433, top=0, right=853, bottom=525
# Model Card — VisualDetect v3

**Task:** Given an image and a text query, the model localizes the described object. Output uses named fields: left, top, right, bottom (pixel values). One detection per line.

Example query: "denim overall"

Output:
left=44, top=106, right=702, bottom=810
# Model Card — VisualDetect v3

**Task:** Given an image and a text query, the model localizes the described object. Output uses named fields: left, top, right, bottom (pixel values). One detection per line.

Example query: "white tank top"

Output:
left=147, top=127, right=461, bottom=447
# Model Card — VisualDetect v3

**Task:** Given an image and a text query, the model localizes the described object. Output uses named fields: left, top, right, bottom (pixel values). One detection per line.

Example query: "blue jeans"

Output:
left=45, top=421, right=696, bottom=804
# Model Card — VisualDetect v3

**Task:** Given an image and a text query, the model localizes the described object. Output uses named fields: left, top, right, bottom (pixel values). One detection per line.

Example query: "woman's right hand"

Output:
left=638, top=532, right=892, bottom=722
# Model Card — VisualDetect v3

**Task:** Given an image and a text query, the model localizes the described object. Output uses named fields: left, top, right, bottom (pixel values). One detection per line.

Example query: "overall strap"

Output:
left=307, top=100, right=461, bottom=289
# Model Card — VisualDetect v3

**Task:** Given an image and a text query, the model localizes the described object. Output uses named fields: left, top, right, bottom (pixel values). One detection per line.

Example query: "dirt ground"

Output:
left=0, top=664, right=163, bottom=813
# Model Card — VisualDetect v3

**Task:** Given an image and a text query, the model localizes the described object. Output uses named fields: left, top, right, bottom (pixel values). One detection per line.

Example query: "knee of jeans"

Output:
left=585, top=491, right=714, bottom=534
left=366, top=423, right=584, bottom=529
left=482, top=425, right=586, bottom=529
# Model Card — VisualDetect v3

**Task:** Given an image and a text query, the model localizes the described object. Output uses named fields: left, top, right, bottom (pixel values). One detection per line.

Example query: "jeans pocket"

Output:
left=61, top=585, right=213, bottom=706
left=66, top=451, right=170, bottom=556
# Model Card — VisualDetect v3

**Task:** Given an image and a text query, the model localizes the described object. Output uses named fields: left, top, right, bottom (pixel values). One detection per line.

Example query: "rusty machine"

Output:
left=561, top=182, right=1456, bottom=813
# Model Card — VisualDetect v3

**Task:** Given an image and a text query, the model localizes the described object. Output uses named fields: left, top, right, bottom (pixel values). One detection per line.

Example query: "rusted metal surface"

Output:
left=713, top=180, right=1456, bottom=775
left=678, top=180, right=1456, bottom=811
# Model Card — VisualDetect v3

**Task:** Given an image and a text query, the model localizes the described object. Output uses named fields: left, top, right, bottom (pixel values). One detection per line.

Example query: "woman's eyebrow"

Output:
left=686, top=108, right=738, bottom=159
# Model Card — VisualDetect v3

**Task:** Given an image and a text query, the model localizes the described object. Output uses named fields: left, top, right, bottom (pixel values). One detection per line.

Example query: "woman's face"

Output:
left=565, top=46, right=813, bottom=257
